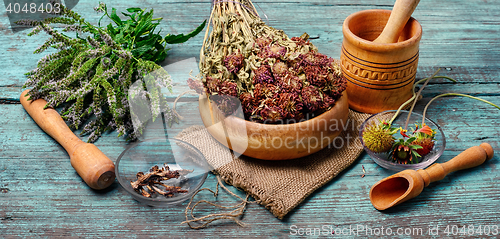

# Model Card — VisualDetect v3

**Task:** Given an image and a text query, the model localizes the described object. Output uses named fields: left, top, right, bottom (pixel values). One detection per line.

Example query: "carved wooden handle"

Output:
left=373, top=0, right=421, bottom=43
left=20, top=89, right=115, bottom=190
left=418, top=143, right=494, bottom=186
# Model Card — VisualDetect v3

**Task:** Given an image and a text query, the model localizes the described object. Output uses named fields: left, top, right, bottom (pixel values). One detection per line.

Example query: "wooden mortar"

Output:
left=20, top=90, right=115, bottom=190
left=341, top=8, right=422, bottom=113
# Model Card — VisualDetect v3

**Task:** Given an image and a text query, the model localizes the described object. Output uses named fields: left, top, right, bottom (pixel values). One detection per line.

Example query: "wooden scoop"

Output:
left=20, top=89, right=115, bottom=190
left=370, top=143, right=494, bottom=210
left=373, top=0, right=421, bottom=43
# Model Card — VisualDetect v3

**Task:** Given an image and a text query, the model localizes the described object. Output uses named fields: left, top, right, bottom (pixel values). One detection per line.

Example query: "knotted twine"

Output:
left=177, top=110, right=371, bottom=227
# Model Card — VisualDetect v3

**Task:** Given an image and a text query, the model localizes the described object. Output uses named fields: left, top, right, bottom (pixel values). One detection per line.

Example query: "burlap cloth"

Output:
left=176, top=110, right=371, bottom=219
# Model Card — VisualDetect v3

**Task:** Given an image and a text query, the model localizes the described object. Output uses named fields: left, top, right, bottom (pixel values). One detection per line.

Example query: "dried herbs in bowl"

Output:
left=190, top=0, right=346, bottom=124
left=193, top=0, right=350, bottom=160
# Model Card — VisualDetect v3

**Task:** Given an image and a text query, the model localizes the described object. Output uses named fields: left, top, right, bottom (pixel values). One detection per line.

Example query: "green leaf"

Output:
left=406, top=137, right=417, bottom=143
left=126, top=7, right=142, bottom=13
left=114, top=32, right=125, bottom=44
left=131, top=45, right=153, bottom=57
left=136, top=34, right=161, bottom=47
left=134, top=11, right=154, bottom=37
left=121, top=12, right=133, bottom=18
left=106, top=23, right=117, bottom=37
left=164, top=19, right=206, bottom=44
left=411, top=151, right=422, bottom=160
left=410, top=144, right=423, bottom=149
left=110, top=8, right=123, bottom=26
left=154, top=40, right=167, bottom=59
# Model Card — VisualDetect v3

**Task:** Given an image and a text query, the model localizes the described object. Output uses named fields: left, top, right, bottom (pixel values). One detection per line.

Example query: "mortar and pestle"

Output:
left=20, top=89, right=115, bottom=190
left=341, top=0, right=421, bottom=113
left=370, top=143, right=494, bottom=210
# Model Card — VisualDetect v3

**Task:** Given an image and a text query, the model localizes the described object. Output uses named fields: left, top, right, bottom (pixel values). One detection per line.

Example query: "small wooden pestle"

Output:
left=373, top=0, right=421, bottom=43
left=370, top=143, right=494, bottom=210
left=20, top=90, right=115, bottom=190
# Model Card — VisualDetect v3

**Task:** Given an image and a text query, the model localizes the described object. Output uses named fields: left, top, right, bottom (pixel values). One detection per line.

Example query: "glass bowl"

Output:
left=359, top=110, right=446, bottom=171
left=115, top=138, right=210, bottom=206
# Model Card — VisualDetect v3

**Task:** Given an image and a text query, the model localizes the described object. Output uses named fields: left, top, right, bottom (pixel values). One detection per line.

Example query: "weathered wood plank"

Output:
left=1, top=0, right=500, bottom=237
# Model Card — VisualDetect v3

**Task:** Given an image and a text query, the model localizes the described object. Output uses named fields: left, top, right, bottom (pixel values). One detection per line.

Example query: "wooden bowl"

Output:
left=199, top=93, right=349, bottom=160
left=341, top=9, right=422, bottom=114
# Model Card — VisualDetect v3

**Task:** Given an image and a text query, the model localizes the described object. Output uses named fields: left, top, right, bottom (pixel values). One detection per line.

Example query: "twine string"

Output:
left=172, top=90, right=199, bottom=121
left=182, top=175, right=257, bottom=229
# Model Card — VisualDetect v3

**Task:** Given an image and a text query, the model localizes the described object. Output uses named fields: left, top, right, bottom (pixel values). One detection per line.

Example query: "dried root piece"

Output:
left=131, top=164, right=192, bottom=198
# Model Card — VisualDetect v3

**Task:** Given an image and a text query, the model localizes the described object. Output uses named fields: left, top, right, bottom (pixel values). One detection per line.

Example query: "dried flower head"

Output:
left=252, top=65, right=273, bottom=85
left=362, top=121, right=397, bottom=153
left=411, top=137, right=435, bottom=156
left=272, top=61, right=288, bottom=78
left=224, top=52, right=244, bottom=74
left=409, top=123, right=436, bottom=156
left=187, top=78, right=205, bottom=95
left=390, top=137, right=423, bottom=164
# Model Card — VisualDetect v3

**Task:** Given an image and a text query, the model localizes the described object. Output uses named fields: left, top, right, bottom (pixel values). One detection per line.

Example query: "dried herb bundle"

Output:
left=131, top=164, right=192, bottom=198
left=193, top=0, right=346, bottom=123
left=17, top=2, right=205, bottom=142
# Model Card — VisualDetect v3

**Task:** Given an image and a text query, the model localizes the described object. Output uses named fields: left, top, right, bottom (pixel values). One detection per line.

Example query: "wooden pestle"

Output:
left=370, top=143, right=494, bottom=210
left=20, top=89, right=115, bottom=190
left=373, top=0, right=421, bottom=43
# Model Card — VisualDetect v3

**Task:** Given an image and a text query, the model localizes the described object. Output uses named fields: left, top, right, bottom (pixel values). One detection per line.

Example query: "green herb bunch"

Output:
left=17, top=2, right=206, bottom=142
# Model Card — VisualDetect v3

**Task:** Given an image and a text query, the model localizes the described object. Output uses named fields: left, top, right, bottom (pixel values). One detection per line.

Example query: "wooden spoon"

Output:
left=20, top=89, right=115, bottom=190
left=373, top=0, right=421, bottom=43
left=370, top=143, right=494, bottom=210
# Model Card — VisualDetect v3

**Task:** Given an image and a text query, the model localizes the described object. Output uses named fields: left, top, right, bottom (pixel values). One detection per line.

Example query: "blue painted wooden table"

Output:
left=1, top=0, right=499, bottom=237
